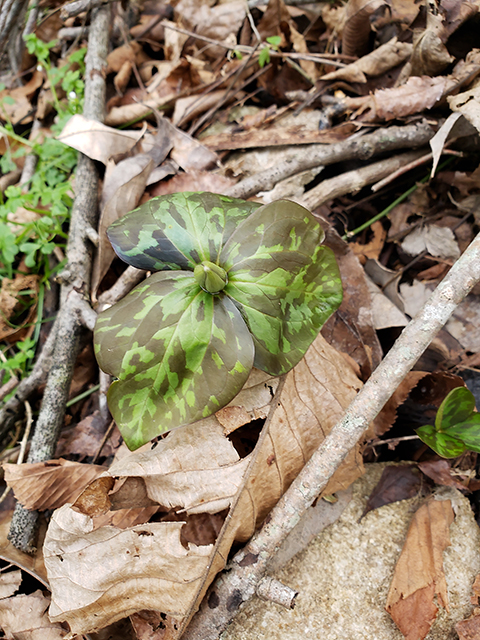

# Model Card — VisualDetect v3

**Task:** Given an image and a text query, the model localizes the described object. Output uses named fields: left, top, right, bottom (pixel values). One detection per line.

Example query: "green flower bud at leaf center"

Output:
left=194, top=261, right=228, bottom=294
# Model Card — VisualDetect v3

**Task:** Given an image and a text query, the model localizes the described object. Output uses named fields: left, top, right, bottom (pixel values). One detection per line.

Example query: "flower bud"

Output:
left=194, top=261, right=228, bottom=294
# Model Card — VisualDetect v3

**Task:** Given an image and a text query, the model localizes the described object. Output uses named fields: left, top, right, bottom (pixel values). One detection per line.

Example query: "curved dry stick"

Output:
left=7, top=4, right=110, bottom=553
left=184, top=229, right=480, bottom=640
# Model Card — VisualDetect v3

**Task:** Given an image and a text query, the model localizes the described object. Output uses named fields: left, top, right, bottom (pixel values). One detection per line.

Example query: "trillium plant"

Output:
left=94, top=192, right=343, bottom=450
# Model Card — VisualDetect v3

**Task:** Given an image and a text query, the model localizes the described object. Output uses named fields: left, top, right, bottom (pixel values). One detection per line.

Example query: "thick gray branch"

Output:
left=226, top=121, right=434, bottom=200
left=184, top=229, right=480, bottom=640
left=8, top=4, right=110, bottom=553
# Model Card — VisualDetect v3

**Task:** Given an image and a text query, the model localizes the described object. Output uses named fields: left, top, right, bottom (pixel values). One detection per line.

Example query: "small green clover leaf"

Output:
left=94, top=192, right=343, bottom=450
left=416, top=386, right=480, bottom=458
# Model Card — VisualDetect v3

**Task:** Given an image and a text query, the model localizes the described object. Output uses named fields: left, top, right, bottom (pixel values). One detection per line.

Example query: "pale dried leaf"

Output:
left=0, top=515, right=49, bottom=587
left=401, top=224, right=460, bottom=260
left=322, top=38, right=413, bottom=83
left=149, top=170, right=235, bottom=197
left=0, top=274, right=39, bottom=342
left=365, top=276, right=408, bottom=329
left=45, top=335, right=363, bottom=638
left=448, top=79, right=480, bottom=134
left=373, top=76, right=447, bottom=120
left=0, top=590, right=65, bottom=640
left=0, top=570, right=21, bottom=600
left=170, top=127, right=218, bottom=172
left=3, top=459, right=106, bottom=511
left=429, top=112, right=463, bottom=177
left=0, top=71, right=43, bottom=125
left=58, top=114, right=144, bottom=164
left=386, top=498, right=454, bottom=640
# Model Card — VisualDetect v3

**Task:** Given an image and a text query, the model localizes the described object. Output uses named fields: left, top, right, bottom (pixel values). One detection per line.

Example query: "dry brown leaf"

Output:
left=173, top=90, right=240, bottom=127
left=0, top=71, right=44, bottom=125
left=149, top=170, right=235, bottom=197
left=374, top=75, right=447, bottom=120
left=0, top=590, right=65, bottom=639
left=91, top=118, right=174, bottom=297
left=401, top=224, right=460, bottom=260
left=55, top=411, right=119, bottom=460
left=3, top=459, right=106, bottom=511
left=322, top=38, right=413, bottom=83
left=448, top=79, right=480, bottom=134
left=342, top=0, right=386, bottom=57
left=58, top=114, right=145, bottom=164
left=169, top=126, right=218, bottom=172
left=0, top=570, right=22, bottom=600
left=201, top=122, right=357, bottom=151
left=321, top=228, right=383, bottom=380
left=44, top=334, right=363, bottom=638
left=418, top=460, right=469, bottom=492
left=410, top=12, right=454, bottom=77
left=0, top=273, right=39, bottom=342
left=386, top=498, right=454, bottom=640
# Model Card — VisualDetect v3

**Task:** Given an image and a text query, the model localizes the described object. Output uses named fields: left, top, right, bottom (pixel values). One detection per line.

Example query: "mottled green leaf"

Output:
left=221, top=200, right=343, bottom=374
left=416, top=424, right=467, bottom=458
left=107, top=192, right=261, bottom=272
left=94, top=271, right=254, bottom=450
left=444, top=414, right=480, bottom=451
left=435, top=386, right=476, bottom=431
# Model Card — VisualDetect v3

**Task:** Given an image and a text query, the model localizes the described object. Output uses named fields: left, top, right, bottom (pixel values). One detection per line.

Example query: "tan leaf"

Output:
left=57, top=114, right=145, bottom=164
left=44, top=334, right=363, bottom=638
left=0, top=273, right=39, bottom=342
left=0, top=590, right=65, bottom=639
left=322, top=38, right=413, bottom=83
left=386, top=498, right=455, bottom=640
left=0, top=71, right=44, bottom=125
left=401, top=224, right=460, bottom=260
left=0, top=570, right=21, bottom=600
left=3, top=459, right=106, bottom=511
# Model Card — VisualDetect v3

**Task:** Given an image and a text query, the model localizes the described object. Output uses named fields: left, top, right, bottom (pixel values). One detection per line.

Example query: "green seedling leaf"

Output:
left=221, top=200, right=342, bottom=374
left=435, top=386, right=476, bottom=430
left=107, top=192, right=261, bottom=272
left=416, top=386, right=480, bottom=458
left=258, top=46, right=270, bottom=68
left=94, top=271, right=254, bottom=450
left=416, top=425, right=467, bottom=458
left=266, top=35, right=282, bottom=49
left=95, top=192, right=343, bottom=449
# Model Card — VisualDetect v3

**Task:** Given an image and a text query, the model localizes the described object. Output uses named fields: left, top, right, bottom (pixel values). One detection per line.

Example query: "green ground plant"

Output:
left=416, top=386, right=480, bottom=457
left=0, top=37, right=86, bottom=391
left=94, top=192, right=343, bottom=450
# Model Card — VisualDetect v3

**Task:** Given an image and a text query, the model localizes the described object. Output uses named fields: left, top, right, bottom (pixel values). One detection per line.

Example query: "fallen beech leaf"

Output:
left=0, top=590, right=65, bottom=639
left=58, top=114, right=145, bottom=163
left=3, top=459, right=106, bottom=511
left=322, top=38, right=413, bottom=83
left=362, top=465, right=422, bottom=518
left=372, top=371, right=427, bottom=437
left=44, top=334, right=363, bottom=637
left=386, top=498, right=454, bottom=640
left=410, top=12, right=454, bottom=77
left=0, top=570, right=21, bottom=599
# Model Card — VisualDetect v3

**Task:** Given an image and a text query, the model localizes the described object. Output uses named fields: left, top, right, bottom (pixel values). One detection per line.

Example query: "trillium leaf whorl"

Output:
left=94, top=192, right=343, bottom=450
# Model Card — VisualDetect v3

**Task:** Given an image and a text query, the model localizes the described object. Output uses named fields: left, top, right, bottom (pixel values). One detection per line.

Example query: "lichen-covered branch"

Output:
left=183, top=229, right=480, bottom=640
left=8, top=4, right=110, bottom=553
left=226, top=121, right=434, bottom=200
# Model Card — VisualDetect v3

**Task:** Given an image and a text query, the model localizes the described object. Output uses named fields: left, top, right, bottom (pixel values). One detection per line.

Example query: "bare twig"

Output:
left=226, top=121, right=434, bottom=200
left=183, top=229, right=480, bottom=640
left=8, top=4, right=110, bottom=554
left=300, top=149, right=425, bottom=211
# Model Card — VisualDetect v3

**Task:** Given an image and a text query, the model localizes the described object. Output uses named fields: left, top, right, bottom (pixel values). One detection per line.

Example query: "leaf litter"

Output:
left=1, top=0, right=480, bottom=637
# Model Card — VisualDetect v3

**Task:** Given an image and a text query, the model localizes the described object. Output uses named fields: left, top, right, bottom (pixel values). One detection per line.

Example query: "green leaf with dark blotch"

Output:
left=220, top=200, right=343, bottom=374
left=444, top=414, right=480, bottom=451
left=94, top=271, right=254, bottom=450
left=435, top=386, right=476, bottom=431
left=416, top=424, right=467, bottom=458
left=107, top=192, right=262, bottom=273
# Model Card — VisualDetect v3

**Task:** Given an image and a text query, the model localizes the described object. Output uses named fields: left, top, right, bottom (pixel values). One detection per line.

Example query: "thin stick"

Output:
left=160, top=21, right=348, bottom=68
left=183, top=229, right=480, bottom=640
left=8, top=4, right=110, bottom=554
